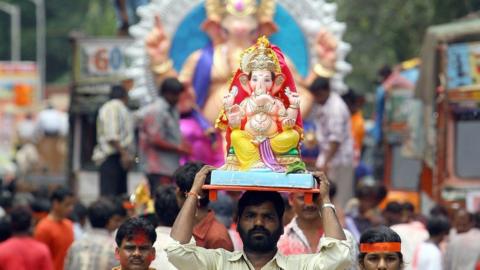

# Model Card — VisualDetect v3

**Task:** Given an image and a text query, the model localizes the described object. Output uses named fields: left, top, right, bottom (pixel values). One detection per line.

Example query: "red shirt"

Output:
left=193, top=211, right=234, bottom=251
left=34, top=217, right=74, bottom=270
left=0, top=236, right=53, bottom=270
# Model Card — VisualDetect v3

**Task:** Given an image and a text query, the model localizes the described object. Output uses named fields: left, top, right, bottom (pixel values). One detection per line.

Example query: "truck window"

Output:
left=455, top=115, right=480, bottom=179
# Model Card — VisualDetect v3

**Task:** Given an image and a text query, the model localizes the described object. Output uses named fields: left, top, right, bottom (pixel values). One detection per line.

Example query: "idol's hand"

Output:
left=282, top=118, right=295, bottom=129
left=223, top=86, right=238, bottom=108
left=145, top=15, right=171, bottom=65
left=227, top=105, right=242, bottom=128
left=315, top=28, right=338, bottom=69
left=285, top=87, right=300, bottom=108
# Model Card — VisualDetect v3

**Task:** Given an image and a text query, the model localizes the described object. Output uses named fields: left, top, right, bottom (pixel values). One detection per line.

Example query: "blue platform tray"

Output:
left=210, top=169, right=316, bottom=189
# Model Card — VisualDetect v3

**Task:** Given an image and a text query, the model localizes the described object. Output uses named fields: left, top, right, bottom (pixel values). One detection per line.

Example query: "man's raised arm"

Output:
left=313, top=171, right=346, bottom=240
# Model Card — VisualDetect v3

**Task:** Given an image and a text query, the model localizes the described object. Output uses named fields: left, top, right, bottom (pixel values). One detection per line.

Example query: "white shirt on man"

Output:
left=309, top=92, right=353, bottom=168
left=92, top=99, right=134, bottom=165
left=412, top=241, right=442, bottom=270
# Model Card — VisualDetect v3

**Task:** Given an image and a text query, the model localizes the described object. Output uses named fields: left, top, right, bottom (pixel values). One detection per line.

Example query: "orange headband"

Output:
left=360, top=242, right=401, bottom=253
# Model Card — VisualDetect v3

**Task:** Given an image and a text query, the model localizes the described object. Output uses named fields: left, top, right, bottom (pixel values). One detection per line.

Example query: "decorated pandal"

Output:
left=205, top=36, right=319, bottom=203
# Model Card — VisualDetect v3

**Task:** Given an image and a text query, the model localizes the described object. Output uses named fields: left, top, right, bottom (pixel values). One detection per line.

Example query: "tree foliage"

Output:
left=336, top=0, right=479, bottom=93
left=0, top=0, right=478, bottom=88
left=0, top=0, right=116, bottom=83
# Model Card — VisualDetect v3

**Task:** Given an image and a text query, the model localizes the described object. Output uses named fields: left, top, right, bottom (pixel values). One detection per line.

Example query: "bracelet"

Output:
left=152, top=59, right=173, bottom=75
left=185, top=191, right=201, bottom=200
left=321, top=203, right=336, bottom=212
left=313, top=63, right=334, bottom=78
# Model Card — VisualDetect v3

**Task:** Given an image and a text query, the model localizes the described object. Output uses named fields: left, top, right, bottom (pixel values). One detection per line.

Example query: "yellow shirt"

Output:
left=165, top=237, right=352, bottom=270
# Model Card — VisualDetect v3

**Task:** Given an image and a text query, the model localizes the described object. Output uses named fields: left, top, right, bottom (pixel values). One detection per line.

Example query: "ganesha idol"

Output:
left=130, top=0, right=351, bottom=168
left=211, top=37, right=314, bottom=188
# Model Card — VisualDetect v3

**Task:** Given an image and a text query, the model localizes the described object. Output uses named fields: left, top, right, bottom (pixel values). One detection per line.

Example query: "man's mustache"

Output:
left=248, top=226, right=271, bottom=237
left=303, top=205, right=318, bottom=212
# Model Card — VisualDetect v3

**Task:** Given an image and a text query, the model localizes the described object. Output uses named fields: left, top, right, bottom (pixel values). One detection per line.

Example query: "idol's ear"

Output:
left=271, top=73, right=285, bottom=95
left=259, top=21, right=278, bottom=37
left=201, top=19, right=224, bottom=45
left=238, top=73, right=251, bottom=95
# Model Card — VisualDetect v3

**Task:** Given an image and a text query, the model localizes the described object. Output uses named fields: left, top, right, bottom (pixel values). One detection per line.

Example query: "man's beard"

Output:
left=238, top=224, right=283, bottom=253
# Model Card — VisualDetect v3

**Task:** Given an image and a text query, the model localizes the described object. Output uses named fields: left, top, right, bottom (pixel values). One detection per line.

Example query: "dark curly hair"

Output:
left=88, top=199, right=116, bottom=229
left=173, top=162, right=210, bottom=208
left=237, top=191, right=284, bottom=224
left=115, top=217, right=156, bottom=247
left=154, top=185, right=180, bottom=227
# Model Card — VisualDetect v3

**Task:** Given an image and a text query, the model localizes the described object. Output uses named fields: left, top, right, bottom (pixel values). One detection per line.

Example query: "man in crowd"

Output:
left=412, top=215, right=450, bottom=270
left=383, top=201, right=404, bottom=227
left=344, top=178, right=387, bottom=241
left=139, top=77, right=190, bottom=191
left=342, top=88, right=365, bottom=167
left=173, top=162, right=233, bottom=251
left=150, top=185, right=179, bottom=270
left=166, top=166, right=352, bottom=269
left=0, top=206, right=53, bottom=269
left=113, top=0, right=149, bottom=36
left=308, top=77, right=354, bottom=207
left=65, top=198, right=122, bottom=270
left=277, top=192, right=357, bottom=267
left=93, top=85, right=134, bottom=196
left=36, top=103, right=69, bottom=174
left=17, top=112, right=37, bottom=144
left=34, top=186, right=75, bottom=270
left=113, top=217, right=156, bottom=270
left=390, top=202, right=428, bottom=270
left=444, top=210, right=480, bottom=270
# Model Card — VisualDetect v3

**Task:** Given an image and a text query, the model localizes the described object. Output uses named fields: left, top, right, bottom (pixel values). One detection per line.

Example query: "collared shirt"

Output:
left=390, top=221, right=429, bottom=270
left=412, top=242, right=442, bottom=270
left=64, top=228, right=117, bottom=270
left=193, top=211, right=234, bottom=251
left=309, top=92, right=353, bottom=167
left=151, top=226, right=177, bottom=270
left=92, top=99, right=134, bottom=165
left=277, top=217, right=358, bottom=269
left=277, top=217, right=324, bottom=255
left=165, top=236, right=352, bottom=270
left=444, top=228, right=480, bottom=270
left=139, top=97, right=181, bottom=176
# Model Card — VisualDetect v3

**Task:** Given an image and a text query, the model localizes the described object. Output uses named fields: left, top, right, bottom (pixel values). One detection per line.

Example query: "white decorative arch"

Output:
left=125, top=0, right=351, bottom=103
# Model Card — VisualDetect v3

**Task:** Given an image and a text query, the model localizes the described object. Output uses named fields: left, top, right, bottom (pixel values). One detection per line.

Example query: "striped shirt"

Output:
left=310, top=92, right=354, bottom=167
left=92, top=99, right=134, bottom=165
left=64, top=228, right=117, bottom=270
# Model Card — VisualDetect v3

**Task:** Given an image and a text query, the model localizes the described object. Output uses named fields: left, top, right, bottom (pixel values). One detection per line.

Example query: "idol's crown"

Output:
left=241, top=36, right=281, bottom=73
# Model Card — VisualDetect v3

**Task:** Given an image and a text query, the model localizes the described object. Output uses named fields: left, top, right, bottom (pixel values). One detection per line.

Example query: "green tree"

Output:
left=0, top=0, right=116, bottom=83
left=336, top=0, right=479, bottom=94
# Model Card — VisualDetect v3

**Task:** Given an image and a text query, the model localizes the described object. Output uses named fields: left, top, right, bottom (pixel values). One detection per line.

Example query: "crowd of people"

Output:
left=0, top=73, right=479, bottom=269
left=0, top=158, right=479, bottom=270
left=1, top=102, right=69, bottom=183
